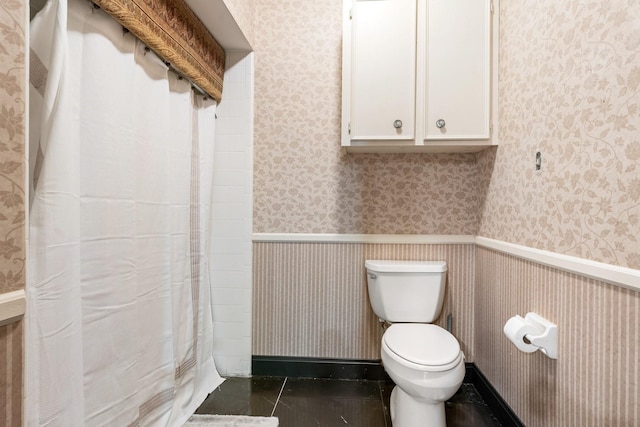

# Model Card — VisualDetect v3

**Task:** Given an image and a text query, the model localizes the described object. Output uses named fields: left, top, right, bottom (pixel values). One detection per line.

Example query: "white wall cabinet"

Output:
left=350, top=0, right=417, bottom=142
left=342, top=0, right=498, bottom=153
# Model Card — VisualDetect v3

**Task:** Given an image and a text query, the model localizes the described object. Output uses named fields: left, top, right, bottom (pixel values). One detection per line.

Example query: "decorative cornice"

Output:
left=92, top=0, right=225, bottom=101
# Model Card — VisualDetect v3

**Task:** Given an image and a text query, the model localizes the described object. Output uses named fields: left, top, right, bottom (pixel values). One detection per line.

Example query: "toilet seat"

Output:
left=383, top=324, right=462, bottom=372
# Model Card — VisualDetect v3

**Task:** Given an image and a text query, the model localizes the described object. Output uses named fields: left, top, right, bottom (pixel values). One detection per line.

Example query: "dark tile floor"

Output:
left=195, top=376, right=503, bottom=427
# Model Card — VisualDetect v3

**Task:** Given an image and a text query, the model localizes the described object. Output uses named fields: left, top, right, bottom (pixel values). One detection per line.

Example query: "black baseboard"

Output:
left=252, top=356, right=524, bottom=427
left=465, top=363, right=525, bottom=427
left=252, top=355, right=390, bottom=381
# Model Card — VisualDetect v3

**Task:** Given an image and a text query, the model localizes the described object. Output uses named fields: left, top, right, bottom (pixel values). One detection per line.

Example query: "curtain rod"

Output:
left=89, top=0, right=224, bottom=101
left=121, top=25, right=210, bottom=100
left=94, top=3, right=213, bottom=101
left=142, top=44, right=211, bottom=100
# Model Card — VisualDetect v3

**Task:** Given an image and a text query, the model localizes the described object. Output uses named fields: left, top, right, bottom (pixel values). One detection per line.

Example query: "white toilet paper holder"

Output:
left=520, top=312, right=558, bottom=359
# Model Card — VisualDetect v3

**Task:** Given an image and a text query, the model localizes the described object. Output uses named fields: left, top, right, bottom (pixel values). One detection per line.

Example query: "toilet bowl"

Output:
left=364, top=260, right=464, bottom=427
left=381, top=324, right=465, bottom=427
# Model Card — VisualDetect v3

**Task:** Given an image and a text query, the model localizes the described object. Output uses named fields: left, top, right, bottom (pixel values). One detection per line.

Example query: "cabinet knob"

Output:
left=436, top=119, right=446, bottom=129
left=393, top=120, right=403, bottom=129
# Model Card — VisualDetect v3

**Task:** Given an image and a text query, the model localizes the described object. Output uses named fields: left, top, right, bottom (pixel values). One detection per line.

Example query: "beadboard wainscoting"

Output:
left=253, top=234, right=640, bottom=426
left=253, top=240, right=476, bottom=361
left=0, top=321, right=22, bottom=426
left=476, top=246, right=640, bottom=427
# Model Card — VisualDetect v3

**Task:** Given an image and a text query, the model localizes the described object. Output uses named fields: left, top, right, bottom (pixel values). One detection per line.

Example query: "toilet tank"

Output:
left=365, top=260, right=447, bottom=323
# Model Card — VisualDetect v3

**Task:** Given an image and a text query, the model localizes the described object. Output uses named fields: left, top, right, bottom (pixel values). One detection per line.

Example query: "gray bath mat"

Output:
left=183, top=414, right=279, bottom=427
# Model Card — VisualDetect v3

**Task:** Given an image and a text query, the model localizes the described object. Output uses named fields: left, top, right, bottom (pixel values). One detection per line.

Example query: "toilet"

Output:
left=365, top=260, right=465, bottom=427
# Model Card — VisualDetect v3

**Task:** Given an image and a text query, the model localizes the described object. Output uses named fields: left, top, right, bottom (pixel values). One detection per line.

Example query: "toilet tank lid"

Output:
left=365, top=260, right=447, bottom=273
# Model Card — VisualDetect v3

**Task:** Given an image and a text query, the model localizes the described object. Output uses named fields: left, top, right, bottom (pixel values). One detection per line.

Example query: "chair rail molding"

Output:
left=252, top=233, right=476, bottom=244
left=475, top=236, right=640, bottom=292
left=0, top=289, right=26, bottom=327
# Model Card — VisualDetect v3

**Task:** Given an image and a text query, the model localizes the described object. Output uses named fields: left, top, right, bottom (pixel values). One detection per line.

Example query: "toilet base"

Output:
left=390, top=386, right=446, bottom=427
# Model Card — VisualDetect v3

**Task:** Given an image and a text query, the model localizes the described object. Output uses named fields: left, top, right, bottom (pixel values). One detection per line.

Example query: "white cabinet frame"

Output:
left=341, top=0, right=499, bottom=153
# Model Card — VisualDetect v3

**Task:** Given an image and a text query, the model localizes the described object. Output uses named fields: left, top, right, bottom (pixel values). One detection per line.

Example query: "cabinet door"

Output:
left=350, top=0, right=417, bottom=141
left=425, top=0, right=490, bottom=140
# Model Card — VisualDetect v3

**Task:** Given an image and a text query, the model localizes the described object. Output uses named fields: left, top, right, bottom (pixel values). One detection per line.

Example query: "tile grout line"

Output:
left=271, top=377, right=287, bottom=417
left=379, top=381, right=389, bottom=427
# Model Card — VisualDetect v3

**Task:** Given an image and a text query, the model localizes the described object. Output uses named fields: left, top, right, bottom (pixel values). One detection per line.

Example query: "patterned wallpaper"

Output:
left=0, top=0, right=25, bottom=425
left=222, top=0, right=255, bottom=49
left=255, top=152, right=481, bottom=234
left=253, top=0, right=480, bottom=235
left=479, top=0, right=640, bottom=269
left=253, top=0, right=640, bottom=270
left=0, top=0, right=26, bottom=293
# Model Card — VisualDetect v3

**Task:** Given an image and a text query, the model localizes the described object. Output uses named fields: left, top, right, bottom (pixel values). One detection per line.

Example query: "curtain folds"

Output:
left=27, top=0, right=223, bottom=425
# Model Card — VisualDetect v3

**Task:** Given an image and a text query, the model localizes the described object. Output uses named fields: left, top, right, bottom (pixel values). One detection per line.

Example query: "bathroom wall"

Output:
left=476, top=247, right=639, bottom=426
left=222, top=0, right=255, bottom=49
left=211, top=51, right=254, bottom=376
left=252, top=0, right=481, bottom=362
left=474, top=1, right=640, bottom=426
left=252, top=3, right=640, bottom=425
left=0, top=0, right=26, bottom=425
left=254, top=243, right=475, bottom=360
left=253, top=0, right=481, bottom=235
left=479, top=0, right=640, bottom=270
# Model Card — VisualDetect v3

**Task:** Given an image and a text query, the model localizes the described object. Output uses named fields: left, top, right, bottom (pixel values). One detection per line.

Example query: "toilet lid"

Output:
left=383, top=324, right=460, bottom=367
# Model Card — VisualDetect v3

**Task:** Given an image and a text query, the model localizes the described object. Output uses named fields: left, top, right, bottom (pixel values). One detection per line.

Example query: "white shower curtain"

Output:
left=27, top=0, right=223, bottom=425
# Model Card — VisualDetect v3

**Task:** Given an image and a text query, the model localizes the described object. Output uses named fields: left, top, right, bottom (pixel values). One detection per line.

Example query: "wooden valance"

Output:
left=92, top=0, right=225, bottom=102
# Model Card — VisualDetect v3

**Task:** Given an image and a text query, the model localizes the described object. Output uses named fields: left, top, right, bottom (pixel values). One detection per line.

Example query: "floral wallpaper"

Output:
left=0, top=0, right=25, bottom=294
left=0, top=0, right=25, bottom=425
left=222, top=0, right=255, bottom=48
left=253, top=0, right=480, bottom=235
left=252, top=0, right=640, bottom=268
left=255, top=151, right=481, bottom=234
left=478, top=0, right=640, bottom=269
